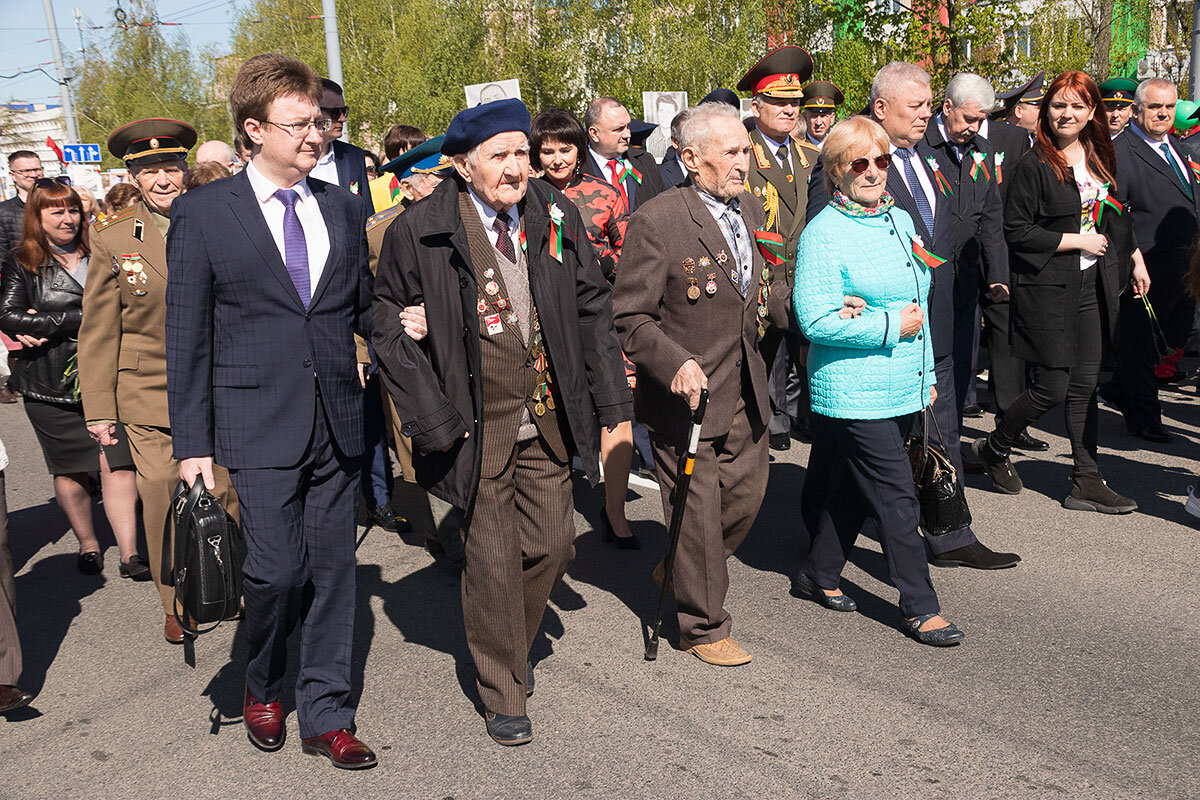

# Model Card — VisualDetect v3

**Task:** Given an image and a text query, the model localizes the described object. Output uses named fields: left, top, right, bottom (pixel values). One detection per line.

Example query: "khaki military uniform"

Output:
left=77, top=201, right=239, bottom=614
left=363, top=202, right=415, bottom=482
left=744, top=127, right=817, bottom=294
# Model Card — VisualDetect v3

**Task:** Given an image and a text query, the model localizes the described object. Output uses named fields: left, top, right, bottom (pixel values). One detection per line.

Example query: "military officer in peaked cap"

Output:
left=800, top=80, right=844, bottom=151
left=995, top=70, right=1044, bottom=136
left=78, top=119, right=240, bottom=645
left=1100, top=77, right=1138, bottom=139
left=738, top=46, right=820, bottom=450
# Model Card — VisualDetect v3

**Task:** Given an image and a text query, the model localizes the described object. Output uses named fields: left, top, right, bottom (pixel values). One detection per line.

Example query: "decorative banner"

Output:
left=910, top=234, right=946, bottom=269
left=969, top=151, right=991, bottom=182
left=926, top=156, right=954, bottom=196
left=754, top=229, right=786, bottom=266
left=994, top=151, right=1005, bottom=184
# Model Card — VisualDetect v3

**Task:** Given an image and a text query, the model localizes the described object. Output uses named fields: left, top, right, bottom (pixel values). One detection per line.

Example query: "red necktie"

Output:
left=607, top=158, right=629, bottom=207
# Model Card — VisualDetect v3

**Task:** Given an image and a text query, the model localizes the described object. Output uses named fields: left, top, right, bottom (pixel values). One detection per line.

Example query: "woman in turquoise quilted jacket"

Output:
left=790, top=116, right=963, bottom=646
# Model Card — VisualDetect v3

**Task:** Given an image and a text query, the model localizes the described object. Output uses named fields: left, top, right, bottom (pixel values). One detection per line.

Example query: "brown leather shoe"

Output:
left=0, top=684, right=35, bottom=712
left=164, top=614, right=185, bottom=644
left=0, top=383, right=17, bottom=404
left=301, top=729, right=377, bottom=769
left=686, top=637, right=753, bottom=667
left=244, top=689, right=285, bottom=751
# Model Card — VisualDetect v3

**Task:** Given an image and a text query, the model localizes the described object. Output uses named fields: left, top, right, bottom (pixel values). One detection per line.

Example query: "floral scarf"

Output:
left=830, top=189, right=895, bottom=217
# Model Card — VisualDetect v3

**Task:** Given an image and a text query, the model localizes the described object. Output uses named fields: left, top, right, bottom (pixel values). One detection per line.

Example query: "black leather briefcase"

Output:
left=163, top=478, right=244, bottom=664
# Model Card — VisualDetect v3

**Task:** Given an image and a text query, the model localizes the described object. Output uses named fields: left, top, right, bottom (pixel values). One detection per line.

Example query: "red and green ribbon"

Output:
left=910, top=235, right=946, bottom=269
left=1090, top=190, right=1123, bottom=227
left=519, top=229, right=527, bottom=252
left=754, top=230, right=786, bottom=267
left=547, top=203, right=565, bottom=262
left=969, top=152, right=991, bottom=182
left=617, top=158, right=643, bottom=185
left=1189, top=158, right=1200, bottom=182
left=925, top=156, right=954, bottom=196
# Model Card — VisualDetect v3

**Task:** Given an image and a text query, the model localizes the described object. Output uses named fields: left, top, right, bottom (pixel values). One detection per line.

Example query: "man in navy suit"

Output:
left=166, top=53, right=377, bottom=769
left=1101, top=77, right=1195, bottom=443
left=806, top=62, right=1020, bottom=570
left=581, top=97, right=664, bottom=212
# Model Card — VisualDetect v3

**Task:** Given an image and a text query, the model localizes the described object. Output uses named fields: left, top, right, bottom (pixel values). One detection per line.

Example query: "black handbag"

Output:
left=162, top=478, right=244, bottom=666
left=905, top=409, right=972, bottom=537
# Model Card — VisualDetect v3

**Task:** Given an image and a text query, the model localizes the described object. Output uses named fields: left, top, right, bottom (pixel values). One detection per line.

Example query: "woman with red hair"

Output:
left=973, top=71, right=1146, bottom=513
left=0, top=180, right=144, bottom=577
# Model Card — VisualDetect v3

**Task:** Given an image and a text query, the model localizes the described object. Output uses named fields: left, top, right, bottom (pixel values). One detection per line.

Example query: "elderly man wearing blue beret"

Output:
left=372, top=99, right=633, bottom=747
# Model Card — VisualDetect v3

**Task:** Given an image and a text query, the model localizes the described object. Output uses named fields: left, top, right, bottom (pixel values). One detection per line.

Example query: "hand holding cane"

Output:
left=645, top=387, right=709, bottom=661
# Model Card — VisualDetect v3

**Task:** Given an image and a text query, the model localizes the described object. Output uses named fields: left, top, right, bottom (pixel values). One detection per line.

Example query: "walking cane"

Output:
left=645, top=387, right=708, bottom=661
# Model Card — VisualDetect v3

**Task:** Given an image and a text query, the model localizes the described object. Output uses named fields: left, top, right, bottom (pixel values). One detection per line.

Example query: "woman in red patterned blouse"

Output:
left=532, top=108, right=639, bottom=548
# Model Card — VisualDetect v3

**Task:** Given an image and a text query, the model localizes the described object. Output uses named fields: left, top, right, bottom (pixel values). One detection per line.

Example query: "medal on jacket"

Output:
left=484, top=313, right=504, bottom=336
left=705, top=273, right=717, bottom=296
left=121, top=253, right=148, bottom=296
left=684, top=257, right=700, bottom=301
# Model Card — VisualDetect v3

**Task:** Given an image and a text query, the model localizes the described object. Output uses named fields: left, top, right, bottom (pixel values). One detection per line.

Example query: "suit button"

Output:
left=460, top=277, right=469, bottom=289
left=889, top=230, right=894, bottom=235
left=735, top=358, right=742, bottom=367
left=918, top=370, right=923, bottom=376
left=303, top=358, right=312, bottom=368
left=918, top=334, right=923, bottom=340
left=912, top=298, right=918, bottom=303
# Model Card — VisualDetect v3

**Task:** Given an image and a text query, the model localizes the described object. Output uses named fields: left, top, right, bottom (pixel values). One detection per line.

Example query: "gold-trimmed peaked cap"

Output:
left=737, top=46, right=814, bottom=99
left=802, top=80, right=844, bottom=110
left=107, top=118, right=197, bottom=167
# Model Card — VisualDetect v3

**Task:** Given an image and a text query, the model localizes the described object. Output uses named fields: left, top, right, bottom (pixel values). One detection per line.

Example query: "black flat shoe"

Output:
left=791, top=570, right=857, bottom=612
left=600, top=510, right=640, bottom=550
left=962, top=403, right=985, bottom=418
left=1012, top=431, right=1049, bottom=452
left=904, top=613, right=964, bottom=646
left=930, top=540, right=1020, bottom=569
left=485, top=711, right=532, bottom=746
left=119, top=554, right=152, bottom=581
left=1131, top=424, right=1172, bottom=444
left=77, top=550, right=103, bottom=575
left=769, top=432, right=791, bottom=451
left=369, top=504, right=412, bottom=532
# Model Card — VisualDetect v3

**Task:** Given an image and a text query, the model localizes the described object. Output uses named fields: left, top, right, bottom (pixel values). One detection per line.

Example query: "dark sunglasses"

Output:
left=849, top=154, right=893, bottom=173
left=320, top=105, right=349, bottom=119
left=33, top=176, right=72, bottom=189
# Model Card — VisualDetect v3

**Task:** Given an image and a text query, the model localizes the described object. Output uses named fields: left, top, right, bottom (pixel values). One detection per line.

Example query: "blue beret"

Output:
left=442, top=99, right=531, bottom=156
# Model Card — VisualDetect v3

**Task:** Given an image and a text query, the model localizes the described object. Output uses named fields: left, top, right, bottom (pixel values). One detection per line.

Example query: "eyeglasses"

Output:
left=365, top=166, right=379, bottom=178
left=11, top=167, right=44, bottom=177
left=33, top=176, right=72, bottom=189
left=849, top=154, right=893, bottom=173
left=320, top=106, right=349, bottom=119
left=264, top=118, right=332, bottom=137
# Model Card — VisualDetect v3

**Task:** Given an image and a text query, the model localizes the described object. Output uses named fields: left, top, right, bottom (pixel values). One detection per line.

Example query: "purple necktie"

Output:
left=274, top=188, right=311, bottom=307
left=493, top=215, right=516, bottom=262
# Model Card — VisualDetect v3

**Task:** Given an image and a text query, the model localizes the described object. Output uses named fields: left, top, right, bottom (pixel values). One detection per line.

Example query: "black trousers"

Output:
left=953, top=296, right=1027, bottom=421
left=1104, top=264, right=1195, bottom=431
left=230, top=388, right=359, bottom=738
left=761, top=324, right=809, bottom=436
left=928, top=353, right=977, bottom=554
left=994, top=269, right=1103, bottom=476
left=801, top=412, right=940, bottom=618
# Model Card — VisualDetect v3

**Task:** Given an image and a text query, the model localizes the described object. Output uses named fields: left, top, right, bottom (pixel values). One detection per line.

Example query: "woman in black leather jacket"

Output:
left=0, top=180, right=145, bottom=577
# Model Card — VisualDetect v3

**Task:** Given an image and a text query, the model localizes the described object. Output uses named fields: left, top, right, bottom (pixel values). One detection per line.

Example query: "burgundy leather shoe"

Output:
left=244, top=689, right=285, bottom=751
left=301, top=729, right=378, bottom=769
left=0, top=684, right=34, bottom=712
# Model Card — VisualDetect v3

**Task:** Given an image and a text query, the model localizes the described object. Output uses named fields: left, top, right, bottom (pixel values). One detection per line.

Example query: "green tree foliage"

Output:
left=71, top=1, right=230, bottom=169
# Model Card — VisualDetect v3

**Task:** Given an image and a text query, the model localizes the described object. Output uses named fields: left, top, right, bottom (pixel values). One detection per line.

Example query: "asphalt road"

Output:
left=0, top=382, right=1197, bottom=800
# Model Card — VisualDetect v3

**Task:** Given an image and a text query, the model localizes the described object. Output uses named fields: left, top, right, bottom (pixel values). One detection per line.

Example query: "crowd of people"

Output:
left=0, top=43, right=1197, bottom=763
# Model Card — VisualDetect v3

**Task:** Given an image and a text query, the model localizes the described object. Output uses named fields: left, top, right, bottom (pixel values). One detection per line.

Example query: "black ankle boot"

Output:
left=971, top=437, right=1023, bottom=495
left=1063, top=472, right=1137, bottom=514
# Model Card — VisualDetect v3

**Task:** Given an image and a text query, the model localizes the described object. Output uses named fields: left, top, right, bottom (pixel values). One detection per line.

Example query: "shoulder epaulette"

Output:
left=93, top=205, right=137, bottom=232
left=797, top=139, right=821, bottom=154
left=365, top=203, right=403, bottom=232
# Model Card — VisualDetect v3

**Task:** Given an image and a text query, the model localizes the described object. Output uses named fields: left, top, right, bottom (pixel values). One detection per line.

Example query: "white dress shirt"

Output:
left=890, top=143, right=938, bottom=218
left=245, top=159, right=331, bottom=292
left=308, top=144, right=340, bottom=186
left=466, top=187, right=520, bottom=257
left=935, top=115, right=964, bottom=161
left=1131, top=123, right=1189, bottom=178
left=590, top=147, right=624, bottom=187
left=756, top=128, right=791, bottom=169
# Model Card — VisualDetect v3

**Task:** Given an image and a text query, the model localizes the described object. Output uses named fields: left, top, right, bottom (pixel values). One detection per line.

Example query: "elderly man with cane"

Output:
left=373, top=99, right=631, bottom=746
left=614, top=102, right=782, bottom=667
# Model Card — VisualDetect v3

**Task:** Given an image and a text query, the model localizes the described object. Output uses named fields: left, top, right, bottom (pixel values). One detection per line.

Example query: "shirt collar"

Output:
left=697, top=189, right=738, bottom=219
left=756, top=128, right=789, bottom=154
left=590, top=146, right=622, bottom=172
left=979, top=118, right=990, bottom=139
left=466, top=186, right=518, bottom=232
left=316, top=144, right=336, bottom=166
left=245, top=159, right=313, bottom=204
left=1132, top=122, right=1170, bottom=147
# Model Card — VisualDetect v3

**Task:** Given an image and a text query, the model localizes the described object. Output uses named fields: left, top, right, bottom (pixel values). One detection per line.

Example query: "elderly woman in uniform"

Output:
left=791, top=115, right=964, bottom=646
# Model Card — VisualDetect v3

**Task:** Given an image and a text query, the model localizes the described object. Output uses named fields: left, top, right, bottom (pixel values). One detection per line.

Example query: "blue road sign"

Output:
left=63, top=144, right=102, bottom=163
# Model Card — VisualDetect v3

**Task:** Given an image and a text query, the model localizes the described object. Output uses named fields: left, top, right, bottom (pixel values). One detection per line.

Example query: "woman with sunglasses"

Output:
left=0, top=179, right=145, bottom=577
left=530, top=108, right=643, bottom=549
left=791, top=115, right=963, bottom=646
left=973, top=71, right=1140, bottom=513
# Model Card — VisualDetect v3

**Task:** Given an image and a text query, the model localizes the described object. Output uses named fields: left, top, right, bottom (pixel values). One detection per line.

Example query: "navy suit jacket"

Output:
left=165, top=169, right=373, bottom=469
left=581, top=148, right=664, bottom=212
left=807, top=141, right=957, bottom=358
left=332, top=139, right=375, bottom=214
left=1113, top=128, right=1200, bottom=274
left=658, top=147, right=687, bottom=188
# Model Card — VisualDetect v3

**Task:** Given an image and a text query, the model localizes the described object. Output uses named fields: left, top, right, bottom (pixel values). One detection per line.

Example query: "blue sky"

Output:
left=0, top=0, right=237, bottom=105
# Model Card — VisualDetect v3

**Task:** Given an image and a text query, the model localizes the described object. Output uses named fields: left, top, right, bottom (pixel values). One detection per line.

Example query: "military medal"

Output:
left=683, top=258, right=695, bottom=269
left=484, top=313, right=504, bottom=335
left=687, top=283, right=701, bottom=301
left=534, top=401, right=546, bottom=416
left=120, top=253, right=148, bottom=295
left=545, top=395, right=555, bottom=410
left=705, top=273, right=717, bottom=296
left=717, top=251, right=729, bottom=265
left=485, top=281, right=499, bottom=296
left=506, top=312, right=518, bottom=324
left=699, top=256, right=710, bottom=269
left=484, top=268, right=495, bottom=278
left=496, top=297, right=508, bottom=309
left=477, top=298, right=487, bottom=314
